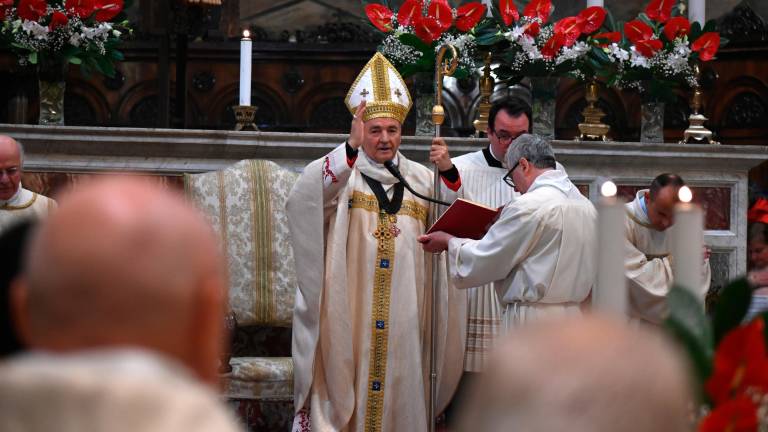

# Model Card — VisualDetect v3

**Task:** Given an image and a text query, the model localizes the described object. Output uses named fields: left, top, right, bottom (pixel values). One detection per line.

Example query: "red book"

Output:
left=426, top=198, right=502, bottom=240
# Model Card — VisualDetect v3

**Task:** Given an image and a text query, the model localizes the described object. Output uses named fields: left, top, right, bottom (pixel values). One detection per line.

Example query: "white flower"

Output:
left=21, top=20, right=49, bottom=38
left=112, top=30, right=121, bottom=37
left=556, top=41, right=589, bottom=65
left=629, top=47, right=650, bottom=68
left=607, top=43, right=629, bottom=62
left=69, top=34, right=81, bottom=47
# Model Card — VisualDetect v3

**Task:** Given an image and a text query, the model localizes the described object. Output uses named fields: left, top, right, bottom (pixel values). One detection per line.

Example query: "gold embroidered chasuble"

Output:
left=287, top=143, right=466, bottom=432
left=0, top=186, right=56, bottom=233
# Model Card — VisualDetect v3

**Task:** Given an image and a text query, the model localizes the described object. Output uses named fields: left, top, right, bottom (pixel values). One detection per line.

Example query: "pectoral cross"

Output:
left=372, top=213, right=400, bottom=244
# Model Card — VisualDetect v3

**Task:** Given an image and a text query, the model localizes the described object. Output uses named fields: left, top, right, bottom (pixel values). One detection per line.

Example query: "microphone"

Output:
left=383, top=160, right=452, bottom=207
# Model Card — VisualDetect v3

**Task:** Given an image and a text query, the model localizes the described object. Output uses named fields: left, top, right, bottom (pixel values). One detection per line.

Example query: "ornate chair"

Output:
left=185, top=159, right=298, bottom=428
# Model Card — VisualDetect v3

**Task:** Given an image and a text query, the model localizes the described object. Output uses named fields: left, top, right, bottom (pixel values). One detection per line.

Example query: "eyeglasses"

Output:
left=492, top=130, right=519, bottom=145
left=503, top=161, right=521, bottom=188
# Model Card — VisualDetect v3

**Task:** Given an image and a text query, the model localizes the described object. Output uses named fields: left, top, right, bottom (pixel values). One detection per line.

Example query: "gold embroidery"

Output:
left=249, top=160, right=274, bottom=323
left=1, top=192, right=38, bottom=210
left=349, top=191, right=428, bottom=224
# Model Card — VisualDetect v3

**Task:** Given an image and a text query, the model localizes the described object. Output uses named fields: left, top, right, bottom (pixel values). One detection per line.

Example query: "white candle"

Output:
left=587, top=0, right=604, bottom=7
left=594, top=181, right=627, bottom=317
left=671, top=186, right=705, bottom=295
left=483, top=0, right=493, bottom=17
left=239, top=30, right=252, bottom=106
left=688, top=0, right=705, bottom=25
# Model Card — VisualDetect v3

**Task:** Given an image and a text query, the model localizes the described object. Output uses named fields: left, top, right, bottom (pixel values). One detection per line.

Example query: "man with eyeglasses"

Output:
left=419, top=134, right=597, bottom=329
left=0, top=135, right=56, bottom=234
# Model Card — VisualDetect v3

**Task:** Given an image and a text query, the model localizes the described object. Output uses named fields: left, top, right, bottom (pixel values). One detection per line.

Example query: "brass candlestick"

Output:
left=233, top=105, right=259, bottom=131
left=577, top=78, right=610, bottom=141
left=680, top=63, right=719, bottom=145
left=473, top=52, right=494, bottom=136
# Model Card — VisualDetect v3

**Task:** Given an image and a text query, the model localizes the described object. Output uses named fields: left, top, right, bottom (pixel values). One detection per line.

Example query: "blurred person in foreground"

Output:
left=745, top=198, right=768, bottom=321
left=0, top=220, right=36, bottom=357
left=0, top=177, right=243, bottom=432
left=456, top=316, right=694, bottom=432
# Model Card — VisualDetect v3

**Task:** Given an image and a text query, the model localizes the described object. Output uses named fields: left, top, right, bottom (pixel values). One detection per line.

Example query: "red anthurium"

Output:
left=414, top=15, right=445, bottom=44
left=366, top=4, right=394, bottom=32
left=592, top=31, right=621, bottom=46
left=522, top=0, right=552, bottom=24
left=94, top=0, right=124, bottom=22
left=553, top=16, right=584, bottom=47
left=645, top=0, right=675, bottom=23
left=66, top=0, right=97, bottom=19
left=499, top=0, right=519, bottom=26
left=705, top=319, right=768, bottom=404
left=541, top=33, right=565, bottom=59
left=578, top=6, right=606, bottom=34
left=692, top=32, right=721, bottom=61
left=662, top=16, right=690, bottom=41
left=524, top=21, right=540, bottom=37
left=17, top=0, right=47, bottom=21
left=397, top=0, right=423, bottom=27
left=455, top=3, right=486, bottom=32
left=624, top=19, right=654, bottom=43
left=49, top=11, right=69, bottom=30
left=427, top=0, right=453, bottom=32
left=634, top=39, right=663, bottom=57
left=0, top=0, right=12, bottom=20
left=699, top=396, right=758, bottom=432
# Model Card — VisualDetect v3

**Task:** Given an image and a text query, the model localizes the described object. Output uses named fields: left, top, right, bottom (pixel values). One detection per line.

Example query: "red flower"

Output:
left=578, top=6, right=606, bottom=34
left=94, top=0, right=123, bottom=22
left=705, top=319, right=768, bottom=404
left=692, top=32, right=721, bottom=61
left=365, top=4, right=394, bottom=32
left=49, top=11, right=69, bottom=30
left=427, top=0, right=453, bottom=33
left=699, top=396, right=758, bottom=432
left=0, top=0, right=12, bottom=20
left=553, top=16, right=584, bottom=47
left=524, top=21, right=540, bottom=37
left=522, top=0, right=552, bottom=24
left=455, top=2, right=485, bottom=32
left=592, top=31, right=621, bottom=46
left=624, top=19, right=654, bottom=43
left=397, top=0, right=423, bottom=27
left=645, top=0, right=675, bottom=23
left=663, top=16, right=691, bottom=41
left=634, top=39, right=663, bottom=57
left=414, top=15, right=444, bottom=44
left=541, top=33, right=565, bottom=59
left=17, top=0, right=47, bottom=21
left=499, top=0, right=519, bottom=26
left=66, top=0, right=96, bottom=19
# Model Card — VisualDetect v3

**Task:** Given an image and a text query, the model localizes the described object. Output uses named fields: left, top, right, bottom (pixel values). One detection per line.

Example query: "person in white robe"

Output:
left=419, top=134, right=597, bottom=329
left=624, top=174, right=711, bottom=324
left=287, top=53, right=466, bottom=432
left=0, top=135, right=56, bottom=233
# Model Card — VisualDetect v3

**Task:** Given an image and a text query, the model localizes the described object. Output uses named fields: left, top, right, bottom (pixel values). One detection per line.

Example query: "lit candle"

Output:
left=586, top=0, right=604, bottom=7
left=688, top=0, right=705, bottom=25
left=239, top=30, right=252, bottom=106
left=670, top=186, right=704, bottom=295
left=594, top=180, right=627, bottom=317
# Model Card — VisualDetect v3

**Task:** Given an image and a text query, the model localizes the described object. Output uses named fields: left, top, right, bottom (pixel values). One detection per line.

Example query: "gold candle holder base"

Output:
left=233, top=105, right=259, bottom=131
left=680, top=113, right=719, bottom=145
left=577, top=79, right=610, bottom=141
left=472, top=52, right=494, bottom=136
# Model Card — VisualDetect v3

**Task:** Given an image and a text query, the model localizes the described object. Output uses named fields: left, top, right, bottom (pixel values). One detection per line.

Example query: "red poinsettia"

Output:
left=592, top=31, right=621, bottom=46
left=397, top=0, right=422, bottom=27
left=522, top=0, right=552, bottom=24
left=699, top=396, right=759, bottom=432
left=499, top=0, right=519, bottom=26
left=624, top=19, right=654, bottom=43
left=578, top=6, right=606, bottom=34
left=17, top=0, right=47, bottom=21
left=634, top=39, right=663, bottom=57
left=553, top=16, right=584, bottom=47
left=365, top=4, right=394, bottom=32
left=66, top=0, right=97, bottom=19
left=94, top=0, right=124, bottom=22
left=0, top=0, right=12, bottom=20
left=455, top=3, right=486, bottom=32
left=541, top=32, right=565, bottom=59
left=645, top=0, right=675, bottom=23
left=692, top=32, right=721, bottom=61
left=662, top=16, right=691, bottom=41
left=705, top=319, right=768, bottom=404
left=49, top=11, right=69, bottom=30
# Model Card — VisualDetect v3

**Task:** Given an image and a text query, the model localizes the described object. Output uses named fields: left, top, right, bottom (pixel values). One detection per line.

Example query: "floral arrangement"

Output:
left=364, top=0, right=487, bottom=79
left=664, top=279, right=768, bottom=431
left=0, top=0, right=131, bottom=77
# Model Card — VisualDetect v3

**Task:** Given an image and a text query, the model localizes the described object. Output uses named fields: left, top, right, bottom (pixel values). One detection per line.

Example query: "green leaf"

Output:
left=690, top=22, right=703, bottom=40
left=712, top=278, right=752, bottom=345
left=68, top=57, right=82, bottom=65
left=703, top=20, right=717, bottom=33
left=605, top=9, right=617, bottom=33
left=28, top=52, right=37, bottom=64
left=111, top=50, right=125, bottom=61
left=399, top=33, right=431, bottom=54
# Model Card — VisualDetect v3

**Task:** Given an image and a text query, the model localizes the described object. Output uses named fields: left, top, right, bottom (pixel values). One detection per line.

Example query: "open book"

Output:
left=426, top=198, right=502, bottom=240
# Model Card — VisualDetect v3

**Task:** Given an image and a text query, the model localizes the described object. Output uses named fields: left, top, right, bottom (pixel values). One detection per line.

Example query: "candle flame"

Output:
left=243, top=29, right=251, bottom=39
left=600, top=181, right=617, bottom=198
left=678, top=186, right=693, bottom=203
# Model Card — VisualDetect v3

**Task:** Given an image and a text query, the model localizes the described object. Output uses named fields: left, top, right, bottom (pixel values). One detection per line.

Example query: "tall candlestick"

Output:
left=688, top=0, right=705, bottom=25
left=239, top=30, right=252, bottom=106
left=587, top=0, right=604, bottom=7
left=594, top=181, right=627, bottom=317
left=671, top=186, right=704, bottom=295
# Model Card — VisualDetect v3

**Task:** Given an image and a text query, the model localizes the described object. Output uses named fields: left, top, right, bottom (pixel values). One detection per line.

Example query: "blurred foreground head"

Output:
left=457, top=316, right=693, bottom=432
left=13, top=177, right=226, bottom=386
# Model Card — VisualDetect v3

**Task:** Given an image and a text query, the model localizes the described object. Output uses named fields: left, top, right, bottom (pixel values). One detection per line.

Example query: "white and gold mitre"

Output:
left=345, top=52, right=412, bottom=124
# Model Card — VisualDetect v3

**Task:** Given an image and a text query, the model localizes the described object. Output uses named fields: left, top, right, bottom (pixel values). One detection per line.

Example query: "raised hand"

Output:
left=348, top=101, right=367, bottom=150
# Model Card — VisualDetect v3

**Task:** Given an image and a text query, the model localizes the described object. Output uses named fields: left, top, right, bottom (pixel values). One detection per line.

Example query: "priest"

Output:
left=287, top=53, right=466, bottom=432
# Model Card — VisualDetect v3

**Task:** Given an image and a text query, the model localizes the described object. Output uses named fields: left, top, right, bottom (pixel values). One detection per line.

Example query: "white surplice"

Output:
left=448, top=169, right=596, bottom=329
left=0, top=185, right=56, bottom=233
left=287, top=143, right=466, bottom=432
left=624, top=190, right=711, bottom=323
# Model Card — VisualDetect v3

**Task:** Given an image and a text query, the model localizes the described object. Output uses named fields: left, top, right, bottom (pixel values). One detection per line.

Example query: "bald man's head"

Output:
left=457, top=316, right=693, bottom=432
left=0, top=136, right=22, bottom=201
left=14, top=177, right=226, bottom=385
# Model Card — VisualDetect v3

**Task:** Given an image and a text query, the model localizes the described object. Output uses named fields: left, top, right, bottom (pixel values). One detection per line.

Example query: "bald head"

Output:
left=457, top=316, right=693, bottom=432
left=0, top=135, right=22, bottom=201
left=15, top=177, right=226, bottom=385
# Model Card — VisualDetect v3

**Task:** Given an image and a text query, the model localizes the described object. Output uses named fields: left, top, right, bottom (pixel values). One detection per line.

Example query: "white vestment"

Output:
left=451, top=148, right=517, bottom=372
left=624, top=190, right=711, bottom=323
left=0, top=185, right=56, bottom=233
left=448, top=169, right=596, bottom=329
left=287, top=143, right=466, bottom=432
left=0, top=349, right=244, bottom=432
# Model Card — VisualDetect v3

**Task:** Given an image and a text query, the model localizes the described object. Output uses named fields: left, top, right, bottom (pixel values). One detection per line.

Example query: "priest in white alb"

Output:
left=419, top=134, right=597, bottom=328
left=287, top=53, right=466, bottom=432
